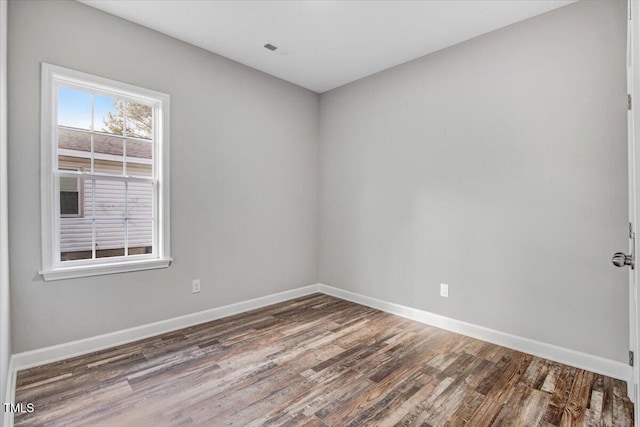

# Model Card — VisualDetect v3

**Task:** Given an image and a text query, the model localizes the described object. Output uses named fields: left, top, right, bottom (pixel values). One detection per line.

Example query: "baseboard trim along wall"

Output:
left=6, top=283, right=632, bottom=408
left=316, top=284, right=631, bottom=383
left=10, top=284, right=320, bottom=372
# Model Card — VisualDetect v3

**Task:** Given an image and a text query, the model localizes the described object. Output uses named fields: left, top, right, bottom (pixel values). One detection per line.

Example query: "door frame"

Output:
left=628, top=0, right=640, bottom=420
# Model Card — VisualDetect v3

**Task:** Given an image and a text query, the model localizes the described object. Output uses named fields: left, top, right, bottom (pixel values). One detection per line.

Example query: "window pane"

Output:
left=58, top=87, right=91, bottom=130
left=60, top=175, right=79, bottom=217
left=127, top=162, right=153, bottom=178
left=58, top=156, right=90, bottom=174
left=60, top=218, right=93, bottom=261
left=84, top=179, right=94, bottom=218
left=127, top=181, right=153, bottom=218
left=58, top=127, right=91, bottom=153
left=94, top=95, right=123, bottom=135
left=126, top=138, right=152, bottom=178
left=57, top=128, right=91, bottom=172
left=125, top=102, right=152, bottom=139
left=94, top=133, right=123, bottom=175
left=128, top=220, right=153, bottom=255
left=94, top=159, right=124, bottom=176
left=94, top=133, right=123, bottom=156
left=95, top=220, right=125, bottom=258
left=94, top=180, right=126, bottom=217
left=126, top=139, right=152, bottom=159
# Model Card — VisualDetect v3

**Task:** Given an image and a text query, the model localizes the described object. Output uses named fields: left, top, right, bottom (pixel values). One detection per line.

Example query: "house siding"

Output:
left=59, top=154, right=153, bottom=255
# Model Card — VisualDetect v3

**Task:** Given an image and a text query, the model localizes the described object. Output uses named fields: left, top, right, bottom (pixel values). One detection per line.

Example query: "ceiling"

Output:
left=80, top=0, right=575, bottom=93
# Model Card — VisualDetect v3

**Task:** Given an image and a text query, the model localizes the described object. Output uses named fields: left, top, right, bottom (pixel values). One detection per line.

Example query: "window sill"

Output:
left=40, top=258, right=172, bottom=281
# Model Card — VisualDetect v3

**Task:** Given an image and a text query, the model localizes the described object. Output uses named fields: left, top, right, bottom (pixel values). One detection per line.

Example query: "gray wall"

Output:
left=8, top=0, right=319, bottom=353
left=319, top=0, right=629, bottom=362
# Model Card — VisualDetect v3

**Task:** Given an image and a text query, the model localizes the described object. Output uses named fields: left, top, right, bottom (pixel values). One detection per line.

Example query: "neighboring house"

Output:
left=57, top=126, right=153, bottom=260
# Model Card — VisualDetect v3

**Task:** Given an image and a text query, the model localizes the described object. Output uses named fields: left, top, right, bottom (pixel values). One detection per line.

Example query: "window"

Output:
left=40, top=64, right=171, bottom=280
left=59, top=168, right=83, bottom=217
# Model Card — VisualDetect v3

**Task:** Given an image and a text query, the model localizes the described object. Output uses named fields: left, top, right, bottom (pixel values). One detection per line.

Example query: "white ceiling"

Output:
left=80, top=0, right=575, bottom=93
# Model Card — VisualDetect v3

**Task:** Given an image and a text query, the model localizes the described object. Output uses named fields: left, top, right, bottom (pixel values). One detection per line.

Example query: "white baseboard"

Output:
left=11, top=284, right=321, bottom=372
left=317, top=284, right=631, bottom=382
left=4, top=281, right=631, bottom=422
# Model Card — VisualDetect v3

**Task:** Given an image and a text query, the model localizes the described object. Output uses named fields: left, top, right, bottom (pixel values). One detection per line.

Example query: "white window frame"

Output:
left=40, top=63, right=171, bottom=281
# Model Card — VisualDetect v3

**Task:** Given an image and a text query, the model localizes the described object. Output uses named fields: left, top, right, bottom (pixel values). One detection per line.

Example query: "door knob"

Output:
left=612, top=252, right=634, bottom=268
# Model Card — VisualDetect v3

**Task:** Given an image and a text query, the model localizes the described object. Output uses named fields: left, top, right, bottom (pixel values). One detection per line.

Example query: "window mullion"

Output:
left=122, top=102, right=128, bottom=258
left=153, top=180, right=158, bottom=257
left=91, top=217, right=127, bottom=221
left=90, top=93, right=95, bottom=174
left=123, top=100, right=127, bottom=177
left=91, top=93, right=96, bottom=259
left=124, top=180, right=129, bottom=257
left=57, top=171, right=154, bottom=184
left=91, top=178, right=96, bottom=260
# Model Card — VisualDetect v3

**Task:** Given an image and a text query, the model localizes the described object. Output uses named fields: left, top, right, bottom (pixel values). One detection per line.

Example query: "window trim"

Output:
left=40, top=63, right=171, bottom=281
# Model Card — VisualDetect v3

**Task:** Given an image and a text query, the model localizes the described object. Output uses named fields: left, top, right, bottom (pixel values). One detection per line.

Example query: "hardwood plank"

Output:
left=542, top=365, right=577, bottom=426
left=560, top=369, right=594, bottom=427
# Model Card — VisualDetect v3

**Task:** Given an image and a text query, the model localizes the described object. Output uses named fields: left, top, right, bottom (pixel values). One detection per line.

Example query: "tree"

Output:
left=102, top=100, right=152, bottom=139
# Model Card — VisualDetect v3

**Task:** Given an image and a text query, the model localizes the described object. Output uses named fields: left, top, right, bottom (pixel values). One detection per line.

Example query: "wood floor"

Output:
left=14, top=294, right=634, bottom=427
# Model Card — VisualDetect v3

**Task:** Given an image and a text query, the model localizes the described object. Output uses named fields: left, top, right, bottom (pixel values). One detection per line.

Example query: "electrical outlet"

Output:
left=440, top=283, right=449, bottom=298
left=192, top=279, right=201, bottom=294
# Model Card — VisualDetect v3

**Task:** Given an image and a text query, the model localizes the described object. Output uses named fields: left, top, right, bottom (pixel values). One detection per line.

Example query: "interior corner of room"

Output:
left=1, top=0, right=638, bottom=426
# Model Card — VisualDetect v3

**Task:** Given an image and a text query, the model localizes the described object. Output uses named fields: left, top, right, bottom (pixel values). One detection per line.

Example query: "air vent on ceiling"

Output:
left=264, top=41, right=289, bottom=57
